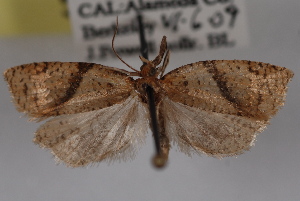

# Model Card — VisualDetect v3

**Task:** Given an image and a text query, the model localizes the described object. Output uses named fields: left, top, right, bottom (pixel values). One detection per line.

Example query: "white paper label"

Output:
left=68, top=0, right=249, bottom=61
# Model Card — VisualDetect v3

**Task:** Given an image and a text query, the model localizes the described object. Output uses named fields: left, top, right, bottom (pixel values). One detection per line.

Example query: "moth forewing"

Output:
left=160, top=60, right=293, bottom=122
left=4, top=62, right=135, bottom=120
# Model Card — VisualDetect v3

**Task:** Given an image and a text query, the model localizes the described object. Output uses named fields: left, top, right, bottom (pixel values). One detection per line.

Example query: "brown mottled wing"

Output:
left=160, top=60, right=293, bottom=122
left=159, top=60, right=293, bottom=156
left=4, top=62, right=134, bottom=119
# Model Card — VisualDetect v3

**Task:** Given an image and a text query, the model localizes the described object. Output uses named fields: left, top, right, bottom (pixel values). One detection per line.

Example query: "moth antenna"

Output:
left=112, top=17, right=139, bottom=73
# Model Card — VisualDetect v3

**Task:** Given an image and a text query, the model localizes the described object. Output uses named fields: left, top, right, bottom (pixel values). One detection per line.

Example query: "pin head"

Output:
left=152, top=154, right=167, bottom=168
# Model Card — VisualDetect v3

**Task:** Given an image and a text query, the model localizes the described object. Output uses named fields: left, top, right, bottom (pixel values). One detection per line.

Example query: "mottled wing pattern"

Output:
left=4, top=62, right=134, bottom=119
left=159, top=60, right=293, bottom=156
left=34, top=93, right=149, bottom=167
left=160, top=60, right=293, bottom=122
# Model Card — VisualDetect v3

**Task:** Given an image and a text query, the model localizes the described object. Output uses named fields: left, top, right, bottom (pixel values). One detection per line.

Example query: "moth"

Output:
left=4, top=35, right=293, bottom=168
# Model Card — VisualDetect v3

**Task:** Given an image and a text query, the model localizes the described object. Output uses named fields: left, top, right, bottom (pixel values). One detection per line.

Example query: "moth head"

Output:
left=139, top=55, right=157, bottom=77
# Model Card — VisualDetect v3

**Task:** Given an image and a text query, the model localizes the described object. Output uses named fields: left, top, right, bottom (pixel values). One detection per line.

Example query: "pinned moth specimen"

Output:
left=4, top=35, right=293, bottom=168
